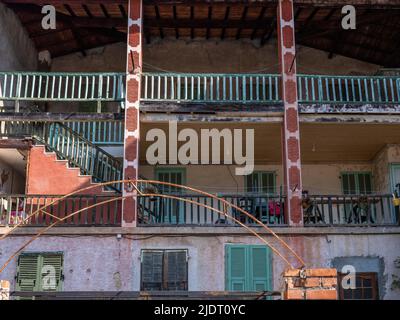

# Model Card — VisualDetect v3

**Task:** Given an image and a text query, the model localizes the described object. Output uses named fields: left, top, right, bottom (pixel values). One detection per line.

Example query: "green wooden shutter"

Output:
left=16, top=252, right=63, bottom=298
left=141, top=250, right=163, bottom=290
left=40, top=253, right=64, bottom=291
left=16, top=254, right=40, bottom=292
left=226, top=245, right=247, bottom=291
left=226, top=245, right=271, bottom=292
left=250, top=246, right=271, bottom=291
left=342, top=172, right=372, bottom=195
left=165, top=250, right=188, bottom=290
left=246, top=172, right=275, bottom=194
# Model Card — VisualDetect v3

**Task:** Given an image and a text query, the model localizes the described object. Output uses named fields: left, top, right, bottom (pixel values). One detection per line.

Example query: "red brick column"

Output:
left=122, top=0, right=142, bottom=227
left=277, top=0, right=303, bottom=226
left=283, top=269, right=338, bottom=300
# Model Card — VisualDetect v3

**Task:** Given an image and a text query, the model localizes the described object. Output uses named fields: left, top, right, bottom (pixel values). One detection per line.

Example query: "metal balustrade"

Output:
left=141, top=73, right=282, bottom=103
left=0, top=121, right=123, bottom=192
left=298, top=74, right=400, bottom=104
left=2, top=72, right=400, bottom=107
left=303, top=194, right=398, bottom=226
left=63, top=121, right=124, bottom=145
left=0, top=194, right=121, bottom=227
left=0, top=72, right=126, bottom=111
left=137, top=193, right=286, bottom=226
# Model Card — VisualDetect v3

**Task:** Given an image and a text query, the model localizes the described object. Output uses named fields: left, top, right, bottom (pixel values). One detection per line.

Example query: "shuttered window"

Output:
left=16, top=252, right=64, bottom=293
left=141, top=250, right=188, bottom=291
left=341, top=172, right=372, bottom=195
left=246, top=172, right=276, bottom=194
left=225, top=245, right=271, bottom=292
left=338, top=272, right=379, bottom=300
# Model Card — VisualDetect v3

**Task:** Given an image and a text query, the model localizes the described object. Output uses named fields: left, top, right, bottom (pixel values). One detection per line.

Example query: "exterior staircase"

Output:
left=1, top=121, right=123, bottom=193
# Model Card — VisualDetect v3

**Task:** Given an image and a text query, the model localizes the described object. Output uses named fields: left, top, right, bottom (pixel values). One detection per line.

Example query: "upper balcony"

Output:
left=2, top=71, right=400, bottom=114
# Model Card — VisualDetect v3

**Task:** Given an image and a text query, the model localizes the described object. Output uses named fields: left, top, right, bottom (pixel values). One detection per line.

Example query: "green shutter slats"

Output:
left=16, top=253, right=63, bottom=295
left=226, top=245, right=271, bottom=292
left=16, top=254, right=39, bottom=292
left=41, top=254, right=64, bottom=291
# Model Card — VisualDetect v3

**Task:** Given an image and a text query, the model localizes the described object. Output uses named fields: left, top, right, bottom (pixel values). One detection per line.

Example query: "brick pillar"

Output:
left=122, top=0, right=142, bottom=227
left=283, top=269, right=338, bottom=300
left=0, top=280, right=10, bottom=300
left=277, top=0, right=303, bottom=226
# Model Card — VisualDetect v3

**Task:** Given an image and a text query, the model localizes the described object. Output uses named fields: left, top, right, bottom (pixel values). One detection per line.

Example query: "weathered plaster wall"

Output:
left=0, top=3, right=37, bottom=71
left=143, top=39, right=379, bottom=75
left=48, top=39, right=379, bottom=76
left=139, top=163, right=375, bottom=194
left=1, top=232, right=399, bottom=299
left=50, top=43, right=126, bottom=72
left=373, top=145, right=400, bottom=193
left=0, top=159, right=25, bottom=194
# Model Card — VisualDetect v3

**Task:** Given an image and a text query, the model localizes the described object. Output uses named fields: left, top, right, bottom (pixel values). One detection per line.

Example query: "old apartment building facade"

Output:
left=0, top=0, right=400, bottom=299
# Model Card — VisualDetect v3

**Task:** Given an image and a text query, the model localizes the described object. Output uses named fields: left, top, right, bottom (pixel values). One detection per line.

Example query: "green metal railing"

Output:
left=0, top=72, right=126, bottom=111
left=0, top=121, right=123, bottom=192
left=298, top=74, right=400, bottom=104
left=141, top=72, right=400, bottom=105
left=63, top=121, right=124, bottom=145
left=2, top=71, right=400, bottom=107
left=141, top=73, right=282, bottom=103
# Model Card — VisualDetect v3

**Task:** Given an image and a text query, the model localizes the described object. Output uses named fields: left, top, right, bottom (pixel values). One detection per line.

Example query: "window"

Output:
left=141, top=250, right=188, bottom=291
left=155, top=168, right=186, bottom=223
left=15, top=252, right=64, bottom=293
left=246, top=172, right=275, bottom=194
left=338, top=272, right=379, bottom=300
left=225, top=244, right=271, bottom=292
left=341, top=172, right=372, bottom=195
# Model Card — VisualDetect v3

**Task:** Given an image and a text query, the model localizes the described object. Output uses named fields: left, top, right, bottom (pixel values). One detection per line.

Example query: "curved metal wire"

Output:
left=0, top=179, right=306, bottom=271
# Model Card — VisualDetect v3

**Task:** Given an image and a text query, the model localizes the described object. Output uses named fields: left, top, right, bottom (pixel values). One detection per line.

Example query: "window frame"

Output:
left=245, top=171, right=276, bottom=195
left=340, top=171, right=373, bottom=195
left=15, top=251, right=64, bottom=293
left=140, top=249, right=189, bottom=291
left=338, top=272, right=379, bottom=300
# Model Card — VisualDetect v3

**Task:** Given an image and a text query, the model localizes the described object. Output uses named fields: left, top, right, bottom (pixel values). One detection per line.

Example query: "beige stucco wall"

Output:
left=143, top=39, right=380, bottom=75
left=50, top=42, right=127, bottom=72
left=49, top=39, right=379, bottom=76
left=140, top=163, right=376, bottom=195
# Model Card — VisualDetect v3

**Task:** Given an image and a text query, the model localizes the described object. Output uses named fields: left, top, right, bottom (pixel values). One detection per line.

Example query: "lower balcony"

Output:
left=0, top=193, right=398, bottom=228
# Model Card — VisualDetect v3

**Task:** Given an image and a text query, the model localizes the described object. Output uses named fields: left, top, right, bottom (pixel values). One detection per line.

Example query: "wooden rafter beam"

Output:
left=173, top=5, right=179, bottom=39
left=220, top=6, right=230, bottom=40
left=154, top=5, right=164, bottom=39
left=251, top=6, right=266, bottom=40
left=236, top=5, right=248, bottom=39
left=206, top=5, right=212, bottom=39
left=145, top=17, right=275, bottom=29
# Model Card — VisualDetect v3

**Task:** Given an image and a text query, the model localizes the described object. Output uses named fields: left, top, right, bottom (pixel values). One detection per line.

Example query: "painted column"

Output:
left=122, top=0, right=142, bottom=227
left=277, top=0, right=303, bottom=226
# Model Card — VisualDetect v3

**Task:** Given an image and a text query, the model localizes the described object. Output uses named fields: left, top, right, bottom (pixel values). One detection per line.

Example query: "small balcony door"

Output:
left=155, top=168, right=186, bottom=224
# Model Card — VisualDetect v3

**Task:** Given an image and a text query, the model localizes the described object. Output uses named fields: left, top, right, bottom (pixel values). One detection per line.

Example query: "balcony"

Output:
left=0, top=72, right=125, bottom=113
left=0, top=193, right=397, bottom=228
left=138, top=193, right=398, bottom=227
left=2, top=72, right=400, bottom=110
left=141, top=72, right=400, bottom=108
left=0, top=194, right=122, bottom=227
